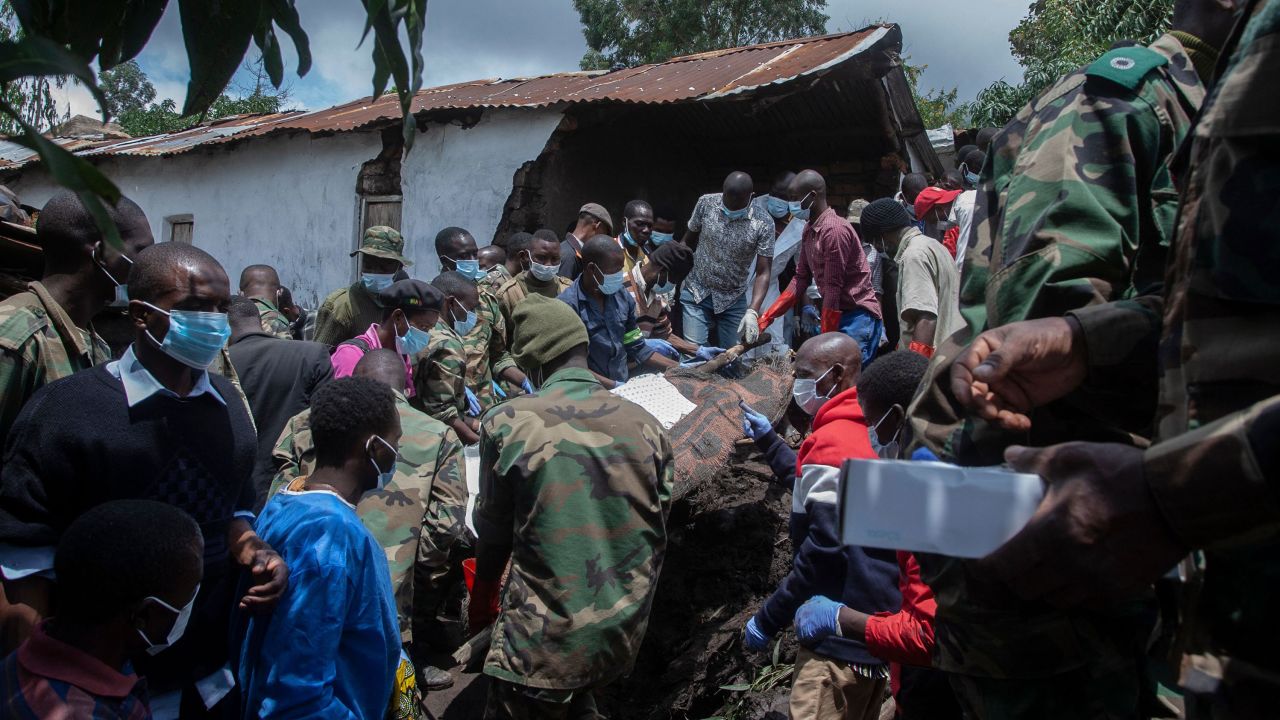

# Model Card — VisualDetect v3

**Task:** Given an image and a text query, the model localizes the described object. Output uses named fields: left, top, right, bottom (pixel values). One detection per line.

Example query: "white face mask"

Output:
left=868, top=406, right=902, bottom=459
left=367, top=435, right=397, bottom=489
left=138, top=582, right=200, bottom=656
left=792, top=365, right=836, bottom=416
left=526, top=253, right=561, bottom=282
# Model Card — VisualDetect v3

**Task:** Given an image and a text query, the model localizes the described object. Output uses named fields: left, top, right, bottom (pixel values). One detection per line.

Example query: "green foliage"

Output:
left=904, top=60, right=972, bottom=129
left=0, top=0, right=427, bottom=249
left=108, top=58, right=290, bottom=138
left=971, top=0, right=1174, bottom=127
left=704, top=640, right=795, bottom=720
left=0, top=2, right=64, bottom=135
left=574, top=0, right=828, bottom=70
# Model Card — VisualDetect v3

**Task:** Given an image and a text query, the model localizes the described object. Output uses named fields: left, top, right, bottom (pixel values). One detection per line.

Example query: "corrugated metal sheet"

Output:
left=0, top=25, right=900, bottom=170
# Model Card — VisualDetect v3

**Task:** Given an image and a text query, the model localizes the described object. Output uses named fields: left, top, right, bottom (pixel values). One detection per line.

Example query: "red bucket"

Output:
left=462, top=558, right=476, bottom=592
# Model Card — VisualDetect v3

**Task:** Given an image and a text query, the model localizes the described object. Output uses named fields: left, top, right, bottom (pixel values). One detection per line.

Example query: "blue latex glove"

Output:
left=695, top=345, right=726, bottom=362
left=743, top=616, right=772, bottom=652
left=491, top=380, right=507, bottom=399
left=644, top=337, right=680, bottom=360
left=520, top=378, right=535, bottom=395
left=801, top=304, right=821, bottom=335
left=739, top=401, right=771, bottom=440
left=794, top=596, right=844, bottom=646
left=912, top=447, right=940, bottom=462
left=464, top=388, right=482, bottom=416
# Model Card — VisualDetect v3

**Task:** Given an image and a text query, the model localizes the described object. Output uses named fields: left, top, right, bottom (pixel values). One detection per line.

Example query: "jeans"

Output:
left=839, top=308, right=884, bottom=366
left=679, top=288, right=747, bottom=349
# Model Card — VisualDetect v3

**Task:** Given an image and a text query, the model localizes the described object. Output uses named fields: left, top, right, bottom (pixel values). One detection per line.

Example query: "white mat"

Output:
left=609, top=373, right=697, bottom=429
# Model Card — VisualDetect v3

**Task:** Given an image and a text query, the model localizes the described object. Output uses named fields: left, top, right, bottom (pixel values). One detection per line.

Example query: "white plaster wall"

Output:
left=8, top=132, right=379, bottom=308
left=399, top=107, right=563, bottom=278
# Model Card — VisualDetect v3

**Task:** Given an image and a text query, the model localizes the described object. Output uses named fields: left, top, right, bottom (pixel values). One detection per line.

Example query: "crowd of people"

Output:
left=0, top=0, right=1274, bottom=718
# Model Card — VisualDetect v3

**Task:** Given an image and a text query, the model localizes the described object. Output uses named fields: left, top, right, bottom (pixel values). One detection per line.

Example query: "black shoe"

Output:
left=419, top=664, right=454, bottom=691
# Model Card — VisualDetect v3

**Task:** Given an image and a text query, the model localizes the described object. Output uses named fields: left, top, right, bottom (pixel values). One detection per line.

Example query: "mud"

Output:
left=600, top=447, right=799, bottom=719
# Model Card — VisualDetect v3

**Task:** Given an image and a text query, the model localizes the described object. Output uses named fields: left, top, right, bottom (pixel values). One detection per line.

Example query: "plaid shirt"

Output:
left=0, top=622, right=150, bottom=719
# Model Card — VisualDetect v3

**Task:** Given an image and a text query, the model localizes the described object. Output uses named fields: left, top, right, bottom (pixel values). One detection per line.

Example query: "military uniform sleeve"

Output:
left=269, top=413, right=310, bottom=499
left=0, top=339, right=40, bottom=442
left=413, top=342, right=465, bottom=424
left=311, top=293, right=345, bottom=347
left=473, top=417, right=514, bottom=549
left=1144, top=394, right=1280, bottom=550
left=959, top=76, right=1173, bottom=333
left=482, top=292, right=517, bottom=376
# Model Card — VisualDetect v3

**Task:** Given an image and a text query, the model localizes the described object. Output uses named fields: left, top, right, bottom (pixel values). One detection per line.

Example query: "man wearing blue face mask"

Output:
left=618, top=199, right=655, bottom=280
left=0, top=191, right=153, bottom=442
left=558, top=236, right=678, bottom=388
left=680, top=171, right=775, bottom=348
left=628, top=240, right=712, bottom=358
left=495, top=229, right=572, bottom=346
left=240, top=377, right=403, bottom=719
left=314, top=226, right=412, bottom=347
left=435, top=227, right=531, bottom=404
left=330, top=280, right=443, bottom=398
left=0, top=242, right=289, bottom=717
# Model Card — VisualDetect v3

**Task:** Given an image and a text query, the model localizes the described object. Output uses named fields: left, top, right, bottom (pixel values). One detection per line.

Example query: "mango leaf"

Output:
left=0, top=36, right=107, bottom=116
left=178, top=0, right=257, bottom=116
left=0, top=99, right=122, bottom=249
left=268, top=0, right=310, bottom=76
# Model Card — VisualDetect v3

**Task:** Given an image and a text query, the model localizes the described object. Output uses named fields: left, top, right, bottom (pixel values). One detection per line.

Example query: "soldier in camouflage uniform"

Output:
left=313, top=226, right=412, bottom=346
left=433, top=227, right=531, bottom=406
left=494, top=230, right=572, bottom=345
left=945, top=4, right=1279, bottom=717
left=470, top=294, right=673, bottom=719
left=903, top=3, right=1243, bottom=716
left=0, top=191, right=152, bottom=440
left=271, top=349, right=468, bottom=689
left=238, top=264, right=293, bottom=339
left=410, top=316, right=477, bottom=444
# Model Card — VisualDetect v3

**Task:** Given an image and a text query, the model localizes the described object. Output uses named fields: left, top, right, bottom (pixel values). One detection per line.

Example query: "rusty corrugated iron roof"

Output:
left=0, top=25, right=898, bottom=170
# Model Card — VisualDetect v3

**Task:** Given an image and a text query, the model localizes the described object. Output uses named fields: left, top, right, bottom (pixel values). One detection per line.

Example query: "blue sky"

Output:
left=59, top=0, right=1028, bottom=120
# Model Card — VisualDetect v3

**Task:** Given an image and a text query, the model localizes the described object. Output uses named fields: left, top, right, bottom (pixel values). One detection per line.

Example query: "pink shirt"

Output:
left=793, top=207, right=881, bottom=318
left=329, top=323, right=415, bottom=397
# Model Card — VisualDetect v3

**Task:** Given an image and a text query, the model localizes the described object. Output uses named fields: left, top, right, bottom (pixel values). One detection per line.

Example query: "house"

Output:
left=0, top=24, right=939, bottom=308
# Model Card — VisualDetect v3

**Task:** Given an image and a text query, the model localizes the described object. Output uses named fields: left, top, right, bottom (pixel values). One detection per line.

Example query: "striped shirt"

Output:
left=0, top=622, right=150, bottom=719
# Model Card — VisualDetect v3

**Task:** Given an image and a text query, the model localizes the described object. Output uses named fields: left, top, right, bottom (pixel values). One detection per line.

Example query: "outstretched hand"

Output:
left=977, top=442, right=1185, bottom=608
left=950, top=317, right=1088, bottom=432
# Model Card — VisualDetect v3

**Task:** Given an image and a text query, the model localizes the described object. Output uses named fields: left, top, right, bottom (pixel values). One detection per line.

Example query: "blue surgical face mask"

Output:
left=95, top=242, right=132, bottom=304
left=447, top=256, right=486, bottom=282
left=526, top=254, right=561, bottom=282
left=652, top=272, right=675, bottom=295
left=452, top=299, right=478, bottom=335
left=789, top=191, right=815, bottom=221
left=593, top=264, right=625, bottom=295
left=765, top=195, right=790, bottom=219
left=361, top=272, right=394, bottom=293
left=142, top=302, right=231, bottom=370
left=394, top=315, right=431, bottom=357
left=721, top=202, right=750, bottom=220
left=965, top=170, right=980, bottom=187
left=367, top=435, right=397, bottom=490
left=791, top=365, right=836, bottom=416
left=868, top=406, right=902, bottom=459
left=650, top=231, right=674, bottom=246
left=622, top=229, right=637, bottom=247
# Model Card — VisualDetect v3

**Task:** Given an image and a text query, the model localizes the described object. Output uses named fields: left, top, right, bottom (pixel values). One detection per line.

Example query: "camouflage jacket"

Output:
left=251, top=296, right=293, bottom=339
left=1070, top=0, right=1280, bottom=695
left=478, top=265, right=512, bottom=296
left=494, top=271, right=573, bottom=346
left=460, top=288, right=516, bottom=411
left=269, top=394, right=466, bottom=642
left=313, top=282, right=383, bottom=346
left=410, top=321, right=467, bottom=425
left=0, top=282, right=111, bottom=439
left=906, top=33, right=1212, bottom=678
left=475, top=367, right=674, bottom=689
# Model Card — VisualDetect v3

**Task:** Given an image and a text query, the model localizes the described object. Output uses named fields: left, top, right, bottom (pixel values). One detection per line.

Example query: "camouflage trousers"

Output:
left=410, top=494, right=470, bottom=651
left=483, top=679, right=600, bottom=720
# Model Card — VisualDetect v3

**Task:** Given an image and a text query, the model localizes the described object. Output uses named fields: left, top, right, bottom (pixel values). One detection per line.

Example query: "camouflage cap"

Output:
left=351, top=225, right=412, bottom=267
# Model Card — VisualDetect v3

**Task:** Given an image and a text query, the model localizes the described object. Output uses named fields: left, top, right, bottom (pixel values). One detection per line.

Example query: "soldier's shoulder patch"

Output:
left=0, top=299, right=49, bottom=352
left=1085, top=46, right=1168, bottom=91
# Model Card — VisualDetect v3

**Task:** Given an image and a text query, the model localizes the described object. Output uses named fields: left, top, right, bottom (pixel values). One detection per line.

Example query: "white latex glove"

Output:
left=738, top=308, right=760, bottom=344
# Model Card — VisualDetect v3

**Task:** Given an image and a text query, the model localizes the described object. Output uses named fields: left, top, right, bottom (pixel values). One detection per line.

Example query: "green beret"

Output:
left=511, top=294, right=588, bottom=369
